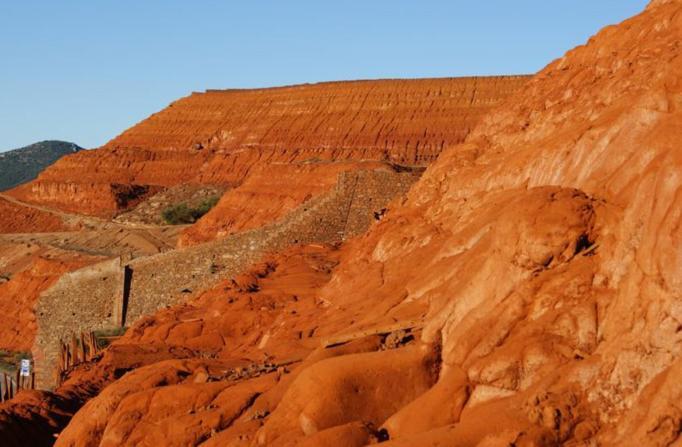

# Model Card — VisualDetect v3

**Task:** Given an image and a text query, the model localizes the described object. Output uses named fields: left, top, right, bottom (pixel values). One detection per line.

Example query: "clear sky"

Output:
left=0, top=1, right=648, bottom=151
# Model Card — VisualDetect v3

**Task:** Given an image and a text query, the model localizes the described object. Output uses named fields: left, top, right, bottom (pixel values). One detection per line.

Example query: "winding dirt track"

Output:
left=0, top=192, right=184, bottom=256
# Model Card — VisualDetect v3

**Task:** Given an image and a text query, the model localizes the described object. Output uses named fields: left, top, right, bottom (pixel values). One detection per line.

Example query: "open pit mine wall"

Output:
left=32, top=167, right=421, bottom=389
left=12, top=76, right=528, bottom=216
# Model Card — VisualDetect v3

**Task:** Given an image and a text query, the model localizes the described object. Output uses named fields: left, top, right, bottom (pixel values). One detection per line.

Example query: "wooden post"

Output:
left=31, top=371, right=35, bottom=390
left=79, top=332, right=85, bottom=362
left=71, top=335, right=79, bottom=366
left=83, top=332, right=89, bottom=361
left=85, top=331, right=95, bottom=360
left=66, top=340, right=71, bottom=370
left=3, top=373, right=9, bottom=401
left=92, top=332, right=98, bottom=356
left=58, top=342, right=64, bottom=374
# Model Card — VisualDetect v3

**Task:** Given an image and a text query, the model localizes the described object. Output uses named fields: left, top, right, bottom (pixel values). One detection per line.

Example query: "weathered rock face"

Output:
left=9, top=76, right=528, bottom=217
left=311, top=0, right=682, bottom=444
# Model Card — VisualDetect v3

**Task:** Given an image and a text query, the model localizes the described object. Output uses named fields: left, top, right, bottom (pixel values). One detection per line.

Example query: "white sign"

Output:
left=20, top=359, right=30, bottom=377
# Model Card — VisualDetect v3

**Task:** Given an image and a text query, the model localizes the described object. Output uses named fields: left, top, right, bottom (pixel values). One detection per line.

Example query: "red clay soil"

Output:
left=0, top=196, right=68, bottom=233
left=2, top=1, right=682, bottom=446
left=0, top=255, right=99, bottom=352
left=8, top=76, right=527, bottom=217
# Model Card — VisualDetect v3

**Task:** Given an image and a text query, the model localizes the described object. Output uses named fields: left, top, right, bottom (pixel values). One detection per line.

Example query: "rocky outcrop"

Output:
left=308, top=1, right=682, bottom=444
left=9, top=76, right=528, bottom=217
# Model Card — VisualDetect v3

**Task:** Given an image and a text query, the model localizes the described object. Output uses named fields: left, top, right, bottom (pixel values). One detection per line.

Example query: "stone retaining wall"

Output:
left=32, top=258, right=125, bottom=388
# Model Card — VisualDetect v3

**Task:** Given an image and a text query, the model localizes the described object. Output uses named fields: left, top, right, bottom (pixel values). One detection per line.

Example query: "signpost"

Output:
left=0, top=359, right=34, bottom=402
left=20, top=359, right=30, bottom=377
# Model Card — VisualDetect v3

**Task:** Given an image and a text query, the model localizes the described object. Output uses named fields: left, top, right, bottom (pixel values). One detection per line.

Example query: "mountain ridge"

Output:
left=0, top=140, right=82, bottom=191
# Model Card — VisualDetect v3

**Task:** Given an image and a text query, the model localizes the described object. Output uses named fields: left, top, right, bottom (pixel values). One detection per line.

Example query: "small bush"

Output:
left=194, top=196, right=220, bottom=216
left=162, top=203, right=194, bottom=224
left=162, top=196, right=220, bottom=225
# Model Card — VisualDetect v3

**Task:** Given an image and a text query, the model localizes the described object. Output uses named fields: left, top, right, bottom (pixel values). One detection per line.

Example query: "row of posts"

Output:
left=0, top=331, right=123, bottom=401
left=0, top=360, right=35, bottom=402
left=57, top=332, right=104, bottom=386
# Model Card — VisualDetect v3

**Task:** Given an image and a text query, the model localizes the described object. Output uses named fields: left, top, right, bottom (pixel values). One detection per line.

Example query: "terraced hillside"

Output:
left=9, top=77, right=528, bottom=217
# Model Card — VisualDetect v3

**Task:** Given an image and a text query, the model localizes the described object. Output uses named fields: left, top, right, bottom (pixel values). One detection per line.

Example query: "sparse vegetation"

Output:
left=161, top=196, right=220, bottom=225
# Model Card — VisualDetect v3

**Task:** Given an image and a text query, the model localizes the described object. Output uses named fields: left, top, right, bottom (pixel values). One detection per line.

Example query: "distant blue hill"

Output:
left=0, top=140, right=83, bottom=191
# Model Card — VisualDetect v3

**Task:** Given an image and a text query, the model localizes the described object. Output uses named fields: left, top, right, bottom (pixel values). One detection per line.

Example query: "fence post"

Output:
left=71, top=335, right=79, bottom=366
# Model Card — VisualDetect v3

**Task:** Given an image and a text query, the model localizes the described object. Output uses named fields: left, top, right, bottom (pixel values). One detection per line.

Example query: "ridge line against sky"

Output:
left=0, top=0, right=648, bottom=151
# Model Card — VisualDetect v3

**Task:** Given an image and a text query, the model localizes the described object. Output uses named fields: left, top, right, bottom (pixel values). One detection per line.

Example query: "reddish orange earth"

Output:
left=0, top=196, right=69, bottom=233
left=1, top=1, right=681, bottom=446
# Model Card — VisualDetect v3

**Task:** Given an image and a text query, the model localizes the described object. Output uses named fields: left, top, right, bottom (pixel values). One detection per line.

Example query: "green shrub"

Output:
left=162, top=203, right=193, bottom=224
left=162, top=196, right=220, bottom=225
left=194, top=196, right=220, bottom=216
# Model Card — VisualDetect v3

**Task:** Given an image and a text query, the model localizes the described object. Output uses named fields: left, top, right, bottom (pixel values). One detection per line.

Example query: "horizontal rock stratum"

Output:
left=8, top=76, right=528, bottom=217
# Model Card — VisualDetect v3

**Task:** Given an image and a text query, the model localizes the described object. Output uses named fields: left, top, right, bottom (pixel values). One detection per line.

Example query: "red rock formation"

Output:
left=306, top=0, right=682, bottom=444
left=9, top=77, right=527, bottom=217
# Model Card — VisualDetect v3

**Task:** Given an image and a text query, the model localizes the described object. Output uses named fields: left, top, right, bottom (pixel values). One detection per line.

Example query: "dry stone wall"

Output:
left=32, top=167, right=420, bottom=389
left=32, top=258, right=125, bottom=388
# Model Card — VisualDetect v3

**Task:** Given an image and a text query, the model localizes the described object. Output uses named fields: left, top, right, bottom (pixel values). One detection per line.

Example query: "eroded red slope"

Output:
left=0, top=196, right=69, bottom=233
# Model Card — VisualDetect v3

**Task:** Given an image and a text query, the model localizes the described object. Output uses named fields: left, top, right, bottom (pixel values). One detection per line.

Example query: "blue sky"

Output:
left=0, top=1, right=648, bottom=151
